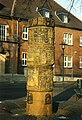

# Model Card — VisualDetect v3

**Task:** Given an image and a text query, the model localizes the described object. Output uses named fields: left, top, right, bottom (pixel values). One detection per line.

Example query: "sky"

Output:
left=54, top=0, right=82, bottom=21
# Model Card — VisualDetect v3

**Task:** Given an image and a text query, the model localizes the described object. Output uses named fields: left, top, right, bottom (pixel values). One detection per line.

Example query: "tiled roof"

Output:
left=0, top=0, right=82, bottom=30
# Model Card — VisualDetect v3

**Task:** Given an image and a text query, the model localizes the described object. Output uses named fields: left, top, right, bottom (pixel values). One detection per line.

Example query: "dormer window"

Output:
left=56, top=10, right=69, bottom=23
left=38, top=7, right=51, bottom=18
left=37, top=0, right=52, bottom=18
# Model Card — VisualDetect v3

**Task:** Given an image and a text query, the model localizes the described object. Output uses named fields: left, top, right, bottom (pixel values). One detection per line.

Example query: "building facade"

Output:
left=0, top=0, right=82, bottom=81
left=0, top=17, right=28, bottom=74
left=54, top=27, right=82, bottom=81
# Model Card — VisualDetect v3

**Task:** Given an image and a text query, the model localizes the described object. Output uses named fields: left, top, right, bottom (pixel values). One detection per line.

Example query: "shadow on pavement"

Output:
left=52, top=85, right=76, bottom=113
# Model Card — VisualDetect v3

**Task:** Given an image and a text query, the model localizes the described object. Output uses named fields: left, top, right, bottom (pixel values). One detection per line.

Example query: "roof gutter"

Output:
left=0, top=14, right=28, bottom=21
left=55, top=24, right=82, bottom=31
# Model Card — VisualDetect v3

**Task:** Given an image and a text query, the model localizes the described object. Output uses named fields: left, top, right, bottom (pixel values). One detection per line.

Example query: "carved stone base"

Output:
left=26, top=91, right=52, bottom=116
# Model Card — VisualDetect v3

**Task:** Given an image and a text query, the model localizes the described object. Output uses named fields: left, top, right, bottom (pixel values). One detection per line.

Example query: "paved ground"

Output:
left=0, top=83, right=26, bottom=101
left=0, top=81, right=82, bottom=120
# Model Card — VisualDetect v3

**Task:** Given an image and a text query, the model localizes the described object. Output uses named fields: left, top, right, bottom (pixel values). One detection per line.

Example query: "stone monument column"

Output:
left=26, top=17, right=55, bottom=116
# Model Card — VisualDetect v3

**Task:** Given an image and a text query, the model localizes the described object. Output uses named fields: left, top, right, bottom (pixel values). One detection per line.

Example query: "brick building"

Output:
left=0, top=0, right=82, bottom=81
left=0, top=16, right=28, bottom=74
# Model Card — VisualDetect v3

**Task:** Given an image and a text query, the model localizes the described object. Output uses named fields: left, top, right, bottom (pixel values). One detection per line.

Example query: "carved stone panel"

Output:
left=38, top=66, right=53, bottom=90
left=45, top=94, right=51, bottom=104
left=27, top=66, right=53, bottom=91
left=27, top=45, right=54, bottom=66
left=27, top=92, right=33, bottom=104
left=27, top=17, right=55, bottom=27
left=27, top=67, right=39, bottom=88
left=28, top=26, right=54, bottom=45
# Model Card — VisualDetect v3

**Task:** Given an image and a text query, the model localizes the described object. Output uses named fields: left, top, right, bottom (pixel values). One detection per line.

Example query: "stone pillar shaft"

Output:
left=26, top=17, right=55, bottom=116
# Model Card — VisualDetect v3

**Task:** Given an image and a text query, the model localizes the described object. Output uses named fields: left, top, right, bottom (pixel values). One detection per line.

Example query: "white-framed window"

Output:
left=0, top=25, right=8, bottom=41
left=22, top=52, right=27, bottom=66
left=80, top=57, right=82, bottom=68
left=63, top=15, right=68, bottom=23
left=63, top=33, right=68, bottom=44
left=63, top=33, right=73, bottom=45
left=45, top=11, right=50, bottom=18
left=68, top=34, right=73, bottom=45
left=64, top=56, right=72, bottom=68
left=22, top=26, right=28, bottom=40
left=80, top=35, right=82, bottom=46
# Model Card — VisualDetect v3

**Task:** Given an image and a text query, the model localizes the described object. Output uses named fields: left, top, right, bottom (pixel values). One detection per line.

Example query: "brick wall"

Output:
left=55, top=27, right=82, bottom=77
left=0, top=17, right=28, bottom=74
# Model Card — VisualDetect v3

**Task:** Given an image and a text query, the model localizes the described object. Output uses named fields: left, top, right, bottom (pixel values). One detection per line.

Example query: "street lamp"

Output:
left=60, top=42, right=67, bottom=82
